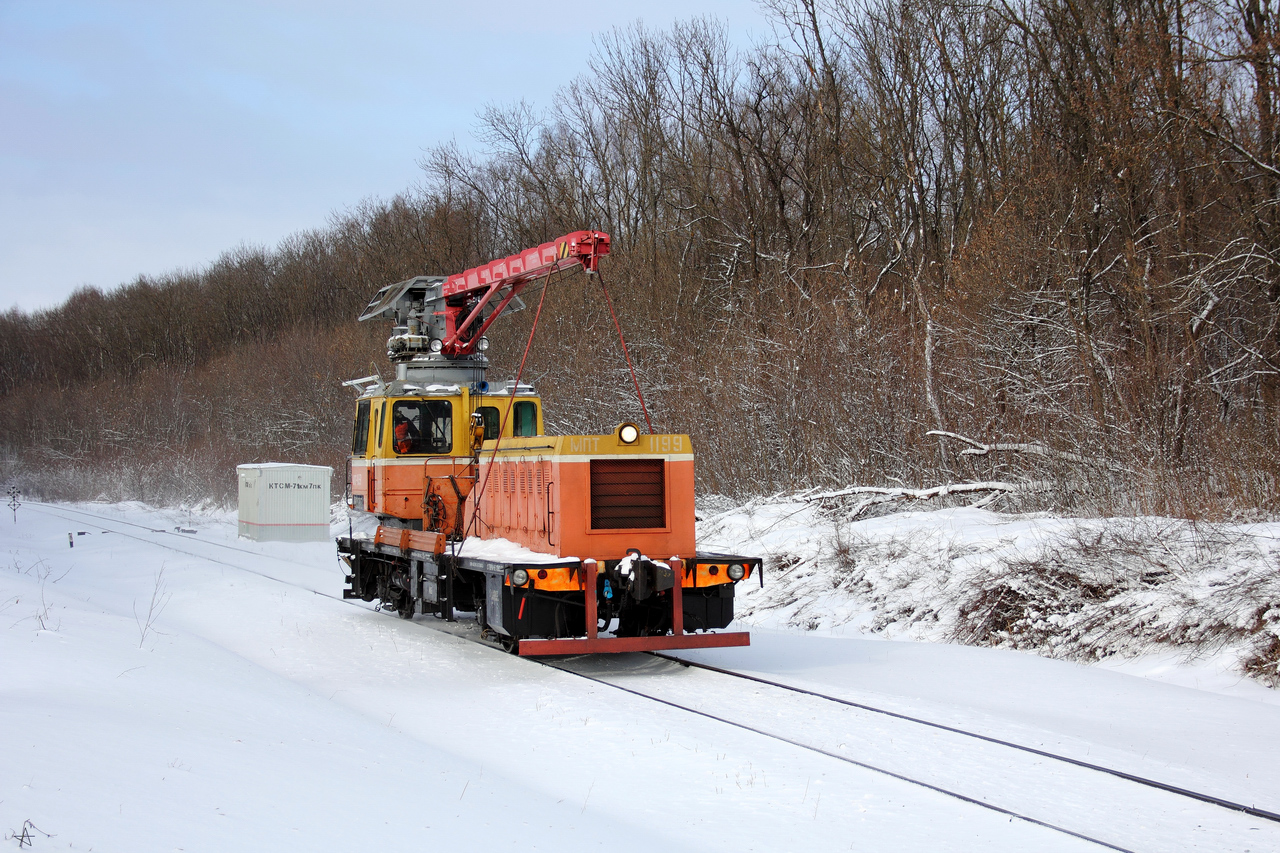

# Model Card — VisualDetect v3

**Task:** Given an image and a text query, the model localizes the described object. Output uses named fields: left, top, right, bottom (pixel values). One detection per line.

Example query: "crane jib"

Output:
left=441, top=230, right=610, bottom=299
left=440, top=231, right=610, bottom=356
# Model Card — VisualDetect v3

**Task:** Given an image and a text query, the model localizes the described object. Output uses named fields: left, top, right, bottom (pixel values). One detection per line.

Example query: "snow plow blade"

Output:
left=517, top=631, right=750, bottom=656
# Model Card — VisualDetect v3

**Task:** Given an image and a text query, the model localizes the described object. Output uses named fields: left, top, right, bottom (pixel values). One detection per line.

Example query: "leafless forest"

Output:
left=3, top=0, right=1279, bottom=518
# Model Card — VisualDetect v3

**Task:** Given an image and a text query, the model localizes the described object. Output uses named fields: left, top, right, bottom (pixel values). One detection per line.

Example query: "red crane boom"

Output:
left=439, top=230, right=610, bottom=357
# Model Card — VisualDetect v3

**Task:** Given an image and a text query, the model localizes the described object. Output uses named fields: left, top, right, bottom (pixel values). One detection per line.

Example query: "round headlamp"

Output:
left=511, top=568, right=529, bottom=586
left=618, top=423, right=640, bottom=445
left=476, top=336, right=490, bottom=352
left=429, top=338, right=444, bottom=353
left=727, top=563, right=746, bottom=580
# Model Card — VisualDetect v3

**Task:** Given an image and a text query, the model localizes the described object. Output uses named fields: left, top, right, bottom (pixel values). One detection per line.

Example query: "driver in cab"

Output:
left=393, top=412, right=419, bottom=454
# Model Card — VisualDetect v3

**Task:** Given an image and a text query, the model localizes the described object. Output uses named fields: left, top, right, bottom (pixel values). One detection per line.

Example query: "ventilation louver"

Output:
left=589, top=459, right=665, bottom=529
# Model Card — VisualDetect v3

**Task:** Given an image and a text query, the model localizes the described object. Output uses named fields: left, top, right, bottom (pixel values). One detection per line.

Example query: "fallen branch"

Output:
left=806, top=480, right=1050, bottom=520
left=809, top=480, right=1046, bottom=502
left=926, top=430, right=1091, bottom=465
left=926, top=430, right=1132, bottom=475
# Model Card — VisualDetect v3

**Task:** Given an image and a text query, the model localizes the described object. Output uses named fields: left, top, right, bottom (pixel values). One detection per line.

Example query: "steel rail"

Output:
left=32, top=501, right=316, bottom=561
left=535, top=657, right=1134, bottom=853
left=26, top=503, right=353, bottom=605
left=646, top=651, right=1280, bottom=825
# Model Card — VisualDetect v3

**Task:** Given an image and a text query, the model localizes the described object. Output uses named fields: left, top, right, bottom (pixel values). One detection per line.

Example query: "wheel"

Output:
left=499, top=633, right=519, bottom=655
left=396, top=592, right=415, bottom=620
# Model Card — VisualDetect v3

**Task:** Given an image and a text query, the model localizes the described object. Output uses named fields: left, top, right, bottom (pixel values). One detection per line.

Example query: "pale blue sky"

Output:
left=1, top=0, right=766, bottom=312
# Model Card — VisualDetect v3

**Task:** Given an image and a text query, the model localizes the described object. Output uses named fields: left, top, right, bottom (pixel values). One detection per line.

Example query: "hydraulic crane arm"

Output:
left=441, top=230, right=609, bottom=356
left=360, top=230, right=610, bottom=361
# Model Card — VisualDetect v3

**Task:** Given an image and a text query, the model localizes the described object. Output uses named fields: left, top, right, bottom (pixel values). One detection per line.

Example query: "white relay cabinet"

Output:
left=237, top=463, right=333, bottom=542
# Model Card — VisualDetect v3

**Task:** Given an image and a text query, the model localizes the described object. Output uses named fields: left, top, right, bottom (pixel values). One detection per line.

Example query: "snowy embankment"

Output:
left=701, top=497, right=1280, bottom=689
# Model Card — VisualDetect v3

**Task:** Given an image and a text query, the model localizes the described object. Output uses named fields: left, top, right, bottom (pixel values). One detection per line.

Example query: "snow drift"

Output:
left=700, top=498, right=1280, bottom=687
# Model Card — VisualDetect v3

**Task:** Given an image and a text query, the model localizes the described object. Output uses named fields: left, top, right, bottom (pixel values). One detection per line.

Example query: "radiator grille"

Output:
left=590, top=459, right=665, bottom=529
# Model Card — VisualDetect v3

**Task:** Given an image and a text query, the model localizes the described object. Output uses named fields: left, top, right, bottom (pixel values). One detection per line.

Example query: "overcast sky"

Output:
left=1, top=0, right=767, bottom=313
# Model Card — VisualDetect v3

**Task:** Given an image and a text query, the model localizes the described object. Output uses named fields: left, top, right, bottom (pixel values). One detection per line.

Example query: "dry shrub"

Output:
left=949, top=520, right=1280, bottom=666
left=954, top=557, right=1125, bottom=652
left=1243, top=635, right=1280, bottom=688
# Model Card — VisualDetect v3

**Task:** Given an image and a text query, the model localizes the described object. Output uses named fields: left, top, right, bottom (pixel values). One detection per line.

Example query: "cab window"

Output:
left=392, top=399, right=452, bottom=454
left=475, top=406, right=501, bottom=440
left=352, top=400, right=371, bottom=455
left=513, top=401, right=537, bottom=437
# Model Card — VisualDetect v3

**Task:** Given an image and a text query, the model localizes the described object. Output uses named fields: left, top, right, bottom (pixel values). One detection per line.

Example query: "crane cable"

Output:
left=455, top=260, right=652, bottom=554
left=595, top=268, right=653, bottom=434
left=456, top=264, right=558, bottom=551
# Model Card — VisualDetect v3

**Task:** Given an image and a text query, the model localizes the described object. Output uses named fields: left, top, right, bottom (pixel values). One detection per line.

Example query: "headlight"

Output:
left=511, top=569, right=529, bottom=586
left=429, top=338, right=443, bottom=353
left=727, top=563, right=746, bottom=580
left=476, top=336, right=490, bottom=351
left=618, top=423, right=640, bottom=444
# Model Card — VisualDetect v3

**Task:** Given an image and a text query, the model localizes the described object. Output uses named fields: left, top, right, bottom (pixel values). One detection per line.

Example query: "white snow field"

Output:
left=2, top=500, right=1278, bottom=852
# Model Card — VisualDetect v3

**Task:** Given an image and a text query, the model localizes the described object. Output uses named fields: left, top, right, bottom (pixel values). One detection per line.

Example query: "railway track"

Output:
left=24, top=501, right=1280, bottom=852
left=643, top=651, right=1280, bottom=825
left=536, top=655, right=1138, bottom=852
left=535, top=654, right=1280, bottom=853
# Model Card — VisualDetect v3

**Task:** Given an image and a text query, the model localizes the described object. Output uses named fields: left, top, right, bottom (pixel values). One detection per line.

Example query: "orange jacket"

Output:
left=394, top=421, right=412, bottom=454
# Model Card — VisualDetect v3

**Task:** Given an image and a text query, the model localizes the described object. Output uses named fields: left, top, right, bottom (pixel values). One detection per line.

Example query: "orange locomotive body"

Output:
left=337, top=232, right=758, bottom=655
left=476, top=432, right=696, bottom=559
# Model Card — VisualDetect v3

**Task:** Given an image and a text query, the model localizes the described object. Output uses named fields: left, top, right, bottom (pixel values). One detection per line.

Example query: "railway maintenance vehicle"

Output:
left=337, top=231, right=759, bottom=655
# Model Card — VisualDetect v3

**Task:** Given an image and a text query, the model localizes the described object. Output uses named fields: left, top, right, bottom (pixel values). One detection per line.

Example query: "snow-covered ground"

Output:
left=2, top=500, right=1278, bottom=851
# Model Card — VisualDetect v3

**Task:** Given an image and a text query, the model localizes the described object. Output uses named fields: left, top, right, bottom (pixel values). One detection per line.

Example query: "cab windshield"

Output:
left=392, top=399, right=452, bottom=454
